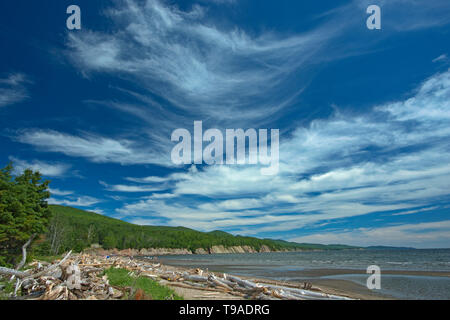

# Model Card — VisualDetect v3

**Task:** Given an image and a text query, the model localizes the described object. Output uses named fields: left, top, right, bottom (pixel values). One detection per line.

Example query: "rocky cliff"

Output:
left=87, top=244, right=287, bottom=256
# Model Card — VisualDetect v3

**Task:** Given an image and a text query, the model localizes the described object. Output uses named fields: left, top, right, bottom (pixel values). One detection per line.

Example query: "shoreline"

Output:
left=82, top=248, right=450, bottom=300
left=159, top=263, right=391, bottom=300
left=155, top=257, right=450, bottom=300
left=154, top=258, right=392, bottom=300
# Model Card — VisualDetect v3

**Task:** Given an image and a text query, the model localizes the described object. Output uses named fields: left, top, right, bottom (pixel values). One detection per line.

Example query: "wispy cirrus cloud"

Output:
left=9, top=156, right=71, bottom=178
left=114, top=69, right=450, bottom=245
left=289, top=220, right=450, bottom=248
left=0, top=73, right=30, bottom=107
left=48, top=195, right=101, bottom=207
left=19, top=0, right=449, bottom=171
left=15, top=129, right=170, bottom=166
left=125, top=175, right=173, bottom=183
left=62, top=0, right=450, bottom=160
left=49, top=188, right=74, bottom=196
left=433, top=54, right=448, bottom=63
left=65, top=0, right=355, bottom=135
left=100, top=180, right=165, bottom=193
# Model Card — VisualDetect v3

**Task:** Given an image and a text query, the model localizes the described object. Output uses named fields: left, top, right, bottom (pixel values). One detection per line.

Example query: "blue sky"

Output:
left=1, top=0, right=450, bottom=248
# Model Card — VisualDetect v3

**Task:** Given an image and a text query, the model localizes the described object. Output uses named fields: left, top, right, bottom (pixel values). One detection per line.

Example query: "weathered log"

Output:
left=227, top=275, right=261, bottom=290
left=259, top=283, right=352, bottom=300
left=208, top=275, right=233, bottom=291
left=166, top=281, right=245, bottom=298
left=16, top=234, right=37, bottom=271
left=0, top=267, right=29, bottom=278
left=25, top=250, right=73, bottom=280
left=65, top=264, right=81, bottom=290
left=182, top=273, right=209, bottom=283
left=139, top=272, right=158, bottom=279
left=270, top=289, right=300, bottom=300
left=215, top=277, right=236, bottom=288
left=1, top=251, right=72, bottom=282
left=166, top=282, right=225, bottom=293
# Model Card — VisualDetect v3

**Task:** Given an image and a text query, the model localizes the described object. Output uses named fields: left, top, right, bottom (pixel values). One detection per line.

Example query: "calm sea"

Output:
left=158, top=249, right=450, bottom=300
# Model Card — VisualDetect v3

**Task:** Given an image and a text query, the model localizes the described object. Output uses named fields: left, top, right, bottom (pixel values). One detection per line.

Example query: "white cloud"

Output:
left=391, top=206, right=440, bottom=216
left=89, top=208, right=106, bottom=215
left=99, top=180, right=165, bottom=193
left=49, top=188, right=74, bottom=196
left=16, top=129, right=170, bottom=166
left=0, top=73, right=30, bottom=107
left=9, top=156, right=71, bottom=177
left=289, top=220, right=450, bottom=249
left=433, top=54, right=448, bottom=63
left=125, top=175, right=172, bottom=183
left=49, top=196, right=101, bottom=207
left=149, top=193, right=177, bottom=199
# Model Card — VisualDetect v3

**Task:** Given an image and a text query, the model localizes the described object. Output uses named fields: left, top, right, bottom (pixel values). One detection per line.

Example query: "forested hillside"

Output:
left=40, top=205, right=357, bottom=255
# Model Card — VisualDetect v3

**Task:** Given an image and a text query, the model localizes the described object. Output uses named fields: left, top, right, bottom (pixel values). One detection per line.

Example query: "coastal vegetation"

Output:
left=104, top=267, right=182, bottom=300
left=0, top=163, right=51, bottom=267
left=37, top=205, right=357, bottom=255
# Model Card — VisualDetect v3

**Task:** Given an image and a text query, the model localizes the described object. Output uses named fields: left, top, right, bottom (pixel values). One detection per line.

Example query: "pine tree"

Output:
left=0, top=163, right=51, bottom=266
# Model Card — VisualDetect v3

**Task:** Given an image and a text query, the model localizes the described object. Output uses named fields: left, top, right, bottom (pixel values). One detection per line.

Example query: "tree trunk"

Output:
left=15, top=234, right=36, bottom=271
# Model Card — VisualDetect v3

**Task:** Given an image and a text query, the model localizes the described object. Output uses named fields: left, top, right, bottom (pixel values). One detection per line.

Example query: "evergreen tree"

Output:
left=0, top=163, right=51, bottom=266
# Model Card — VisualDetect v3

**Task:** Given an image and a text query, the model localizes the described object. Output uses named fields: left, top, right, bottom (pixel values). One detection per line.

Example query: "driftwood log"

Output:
left=0, top=267, right=29, bottom=278
left=0, top=234, right=38, bottom=280
left=0, top=251, right=72, bottom=280
left=15, top=234, right=37, bottom=271
left=24, top=250, right=73, bottom=280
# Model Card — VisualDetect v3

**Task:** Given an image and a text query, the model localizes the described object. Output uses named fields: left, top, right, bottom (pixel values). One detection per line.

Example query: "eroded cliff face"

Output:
left=138, top=248, right=192, bottom=255
left=195, top=245, right=273, bottom=254
left=150, top=244, right=280, bottom=255
left=88, top=244, right=287, bottom=256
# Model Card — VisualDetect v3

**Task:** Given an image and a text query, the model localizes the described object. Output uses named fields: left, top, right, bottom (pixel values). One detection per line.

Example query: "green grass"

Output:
left=28, top=254, right=62, bottom=264
left=0, top=279, right=15, bottom=300
left=104, top=267, right=183, bottom=300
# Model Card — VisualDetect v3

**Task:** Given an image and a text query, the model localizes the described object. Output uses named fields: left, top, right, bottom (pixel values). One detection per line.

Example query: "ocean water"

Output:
left=157, top=249, right=450, bottom=300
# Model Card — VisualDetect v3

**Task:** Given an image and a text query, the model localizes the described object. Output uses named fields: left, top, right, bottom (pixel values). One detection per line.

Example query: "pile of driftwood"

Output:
left=0, top=252, right=353, bottom=300
left=0, top=251, right=125, bottom=300
left=157, top=268, right=352, bottom=300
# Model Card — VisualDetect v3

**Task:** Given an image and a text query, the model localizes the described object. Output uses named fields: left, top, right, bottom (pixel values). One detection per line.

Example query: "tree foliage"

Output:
left=0, top=163, right=51, bottom=266
left=38, top=205, right=356, bottom=255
